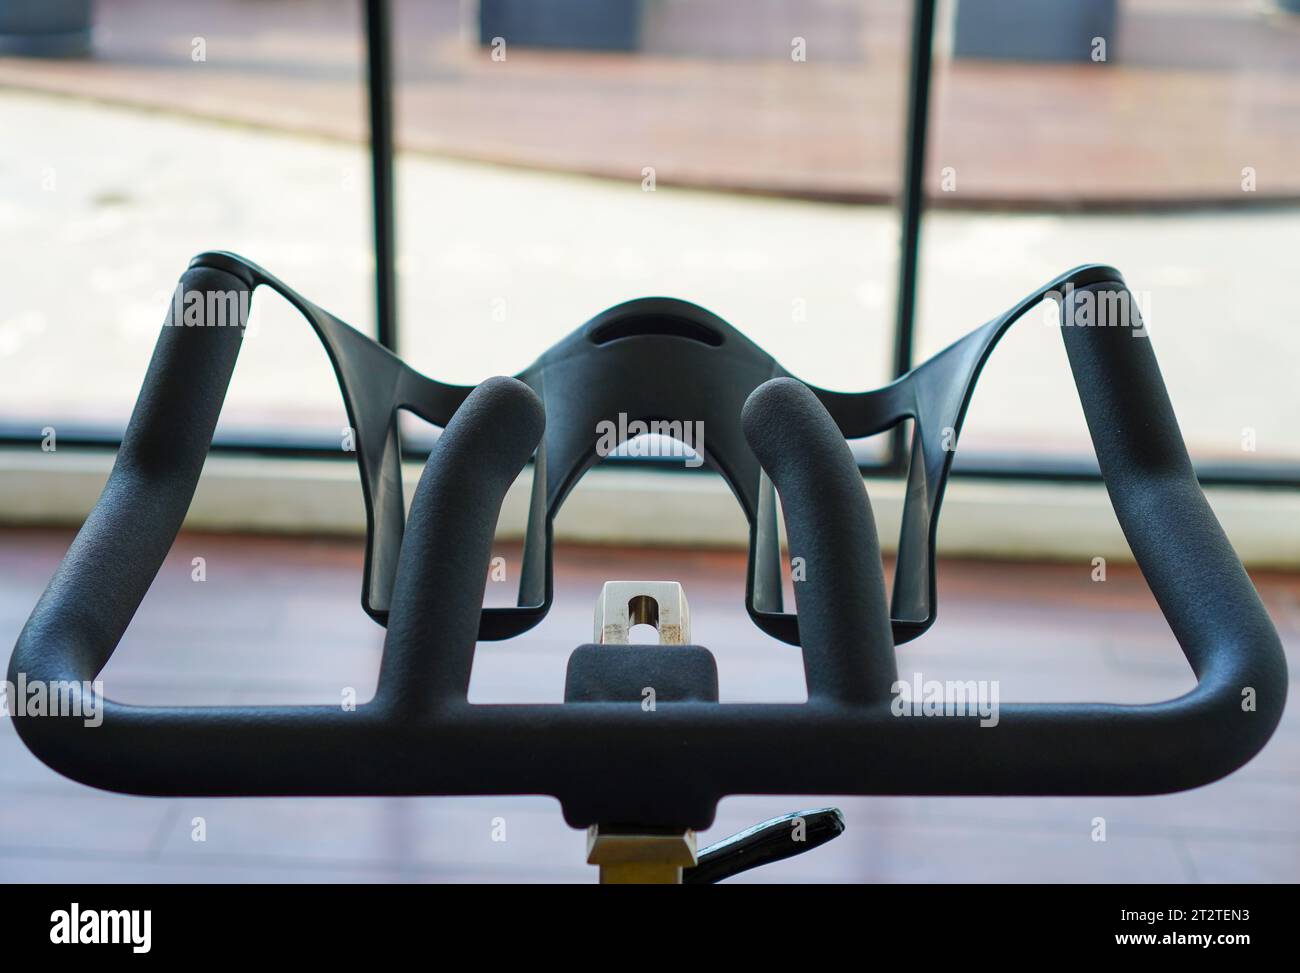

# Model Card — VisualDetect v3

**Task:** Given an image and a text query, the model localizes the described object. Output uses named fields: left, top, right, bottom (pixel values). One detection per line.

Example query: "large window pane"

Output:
left=391, top=1, right=911, bottom=397
left=0, top=0, right=373, bottom=443
left=917, top=0, right=1300, bottom=465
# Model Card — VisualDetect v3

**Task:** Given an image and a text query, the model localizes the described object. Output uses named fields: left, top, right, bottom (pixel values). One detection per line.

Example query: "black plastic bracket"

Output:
left=183, top=252, right=1125, bottom=648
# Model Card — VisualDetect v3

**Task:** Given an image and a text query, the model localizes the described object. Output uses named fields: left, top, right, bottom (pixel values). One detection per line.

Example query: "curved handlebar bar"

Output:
left=8, top=257, right=1286, bottom=829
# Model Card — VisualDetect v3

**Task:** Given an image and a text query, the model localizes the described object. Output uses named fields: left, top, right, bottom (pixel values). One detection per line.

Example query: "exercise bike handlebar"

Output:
left=8, top=261, right=1287, bottom=829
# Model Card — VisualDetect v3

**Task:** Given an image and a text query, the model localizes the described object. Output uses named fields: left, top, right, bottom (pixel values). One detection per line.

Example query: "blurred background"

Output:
left=0, top=0, right=1297, bottom=883
left=2, top=0, right=1299, bottom=463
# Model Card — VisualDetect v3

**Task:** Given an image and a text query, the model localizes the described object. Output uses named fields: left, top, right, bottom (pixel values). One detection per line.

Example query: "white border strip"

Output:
left=1, top=448, right=1297, bottom=567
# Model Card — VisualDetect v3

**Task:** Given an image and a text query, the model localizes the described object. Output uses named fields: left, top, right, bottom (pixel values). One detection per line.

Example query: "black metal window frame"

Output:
left=4, top=0, right=1296, bottom=490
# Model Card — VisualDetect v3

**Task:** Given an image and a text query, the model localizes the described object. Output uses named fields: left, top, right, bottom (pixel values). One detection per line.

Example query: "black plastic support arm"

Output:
left=8, top=254, right=1287, bottom=829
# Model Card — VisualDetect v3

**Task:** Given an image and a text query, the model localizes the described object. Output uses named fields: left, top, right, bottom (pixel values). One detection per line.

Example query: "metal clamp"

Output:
left=593, top=581, right=691, bottom=645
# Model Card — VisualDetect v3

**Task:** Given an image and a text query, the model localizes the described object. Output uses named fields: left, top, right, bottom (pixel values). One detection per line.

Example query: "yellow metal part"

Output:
left=587, top=825, right=698, bottom=884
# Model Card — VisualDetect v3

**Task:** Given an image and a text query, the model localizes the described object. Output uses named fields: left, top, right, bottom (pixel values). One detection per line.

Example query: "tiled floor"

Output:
left=1, top=0, right=1297, bottom=203
left=1, top=527, right=1297, bottom=883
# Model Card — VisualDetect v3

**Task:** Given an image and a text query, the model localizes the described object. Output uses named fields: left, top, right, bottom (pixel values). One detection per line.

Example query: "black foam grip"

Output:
left=1060, top=284, right=1286, bottom=726
left=741, top=377, right=897, bottom=702
left=376, top=376, right=545, bottom=711
left=13, top=266, right=248, bottom=686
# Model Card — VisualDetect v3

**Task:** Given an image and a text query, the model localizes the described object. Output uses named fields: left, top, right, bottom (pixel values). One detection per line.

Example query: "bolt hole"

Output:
left=627, top=595, right=660, bottom=641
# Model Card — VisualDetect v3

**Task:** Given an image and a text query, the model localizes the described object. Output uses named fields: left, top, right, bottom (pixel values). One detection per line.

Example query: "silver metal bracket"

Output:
left=593, top=581, right=691, bottom=645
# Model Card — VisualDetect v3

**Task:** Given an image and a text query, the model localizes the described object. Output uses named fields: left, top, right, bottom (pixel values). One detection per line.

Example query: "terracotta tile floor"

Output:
left=1, top=528, right=1297, bottom=882
left=1, top=0, right=1297, bottom=204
